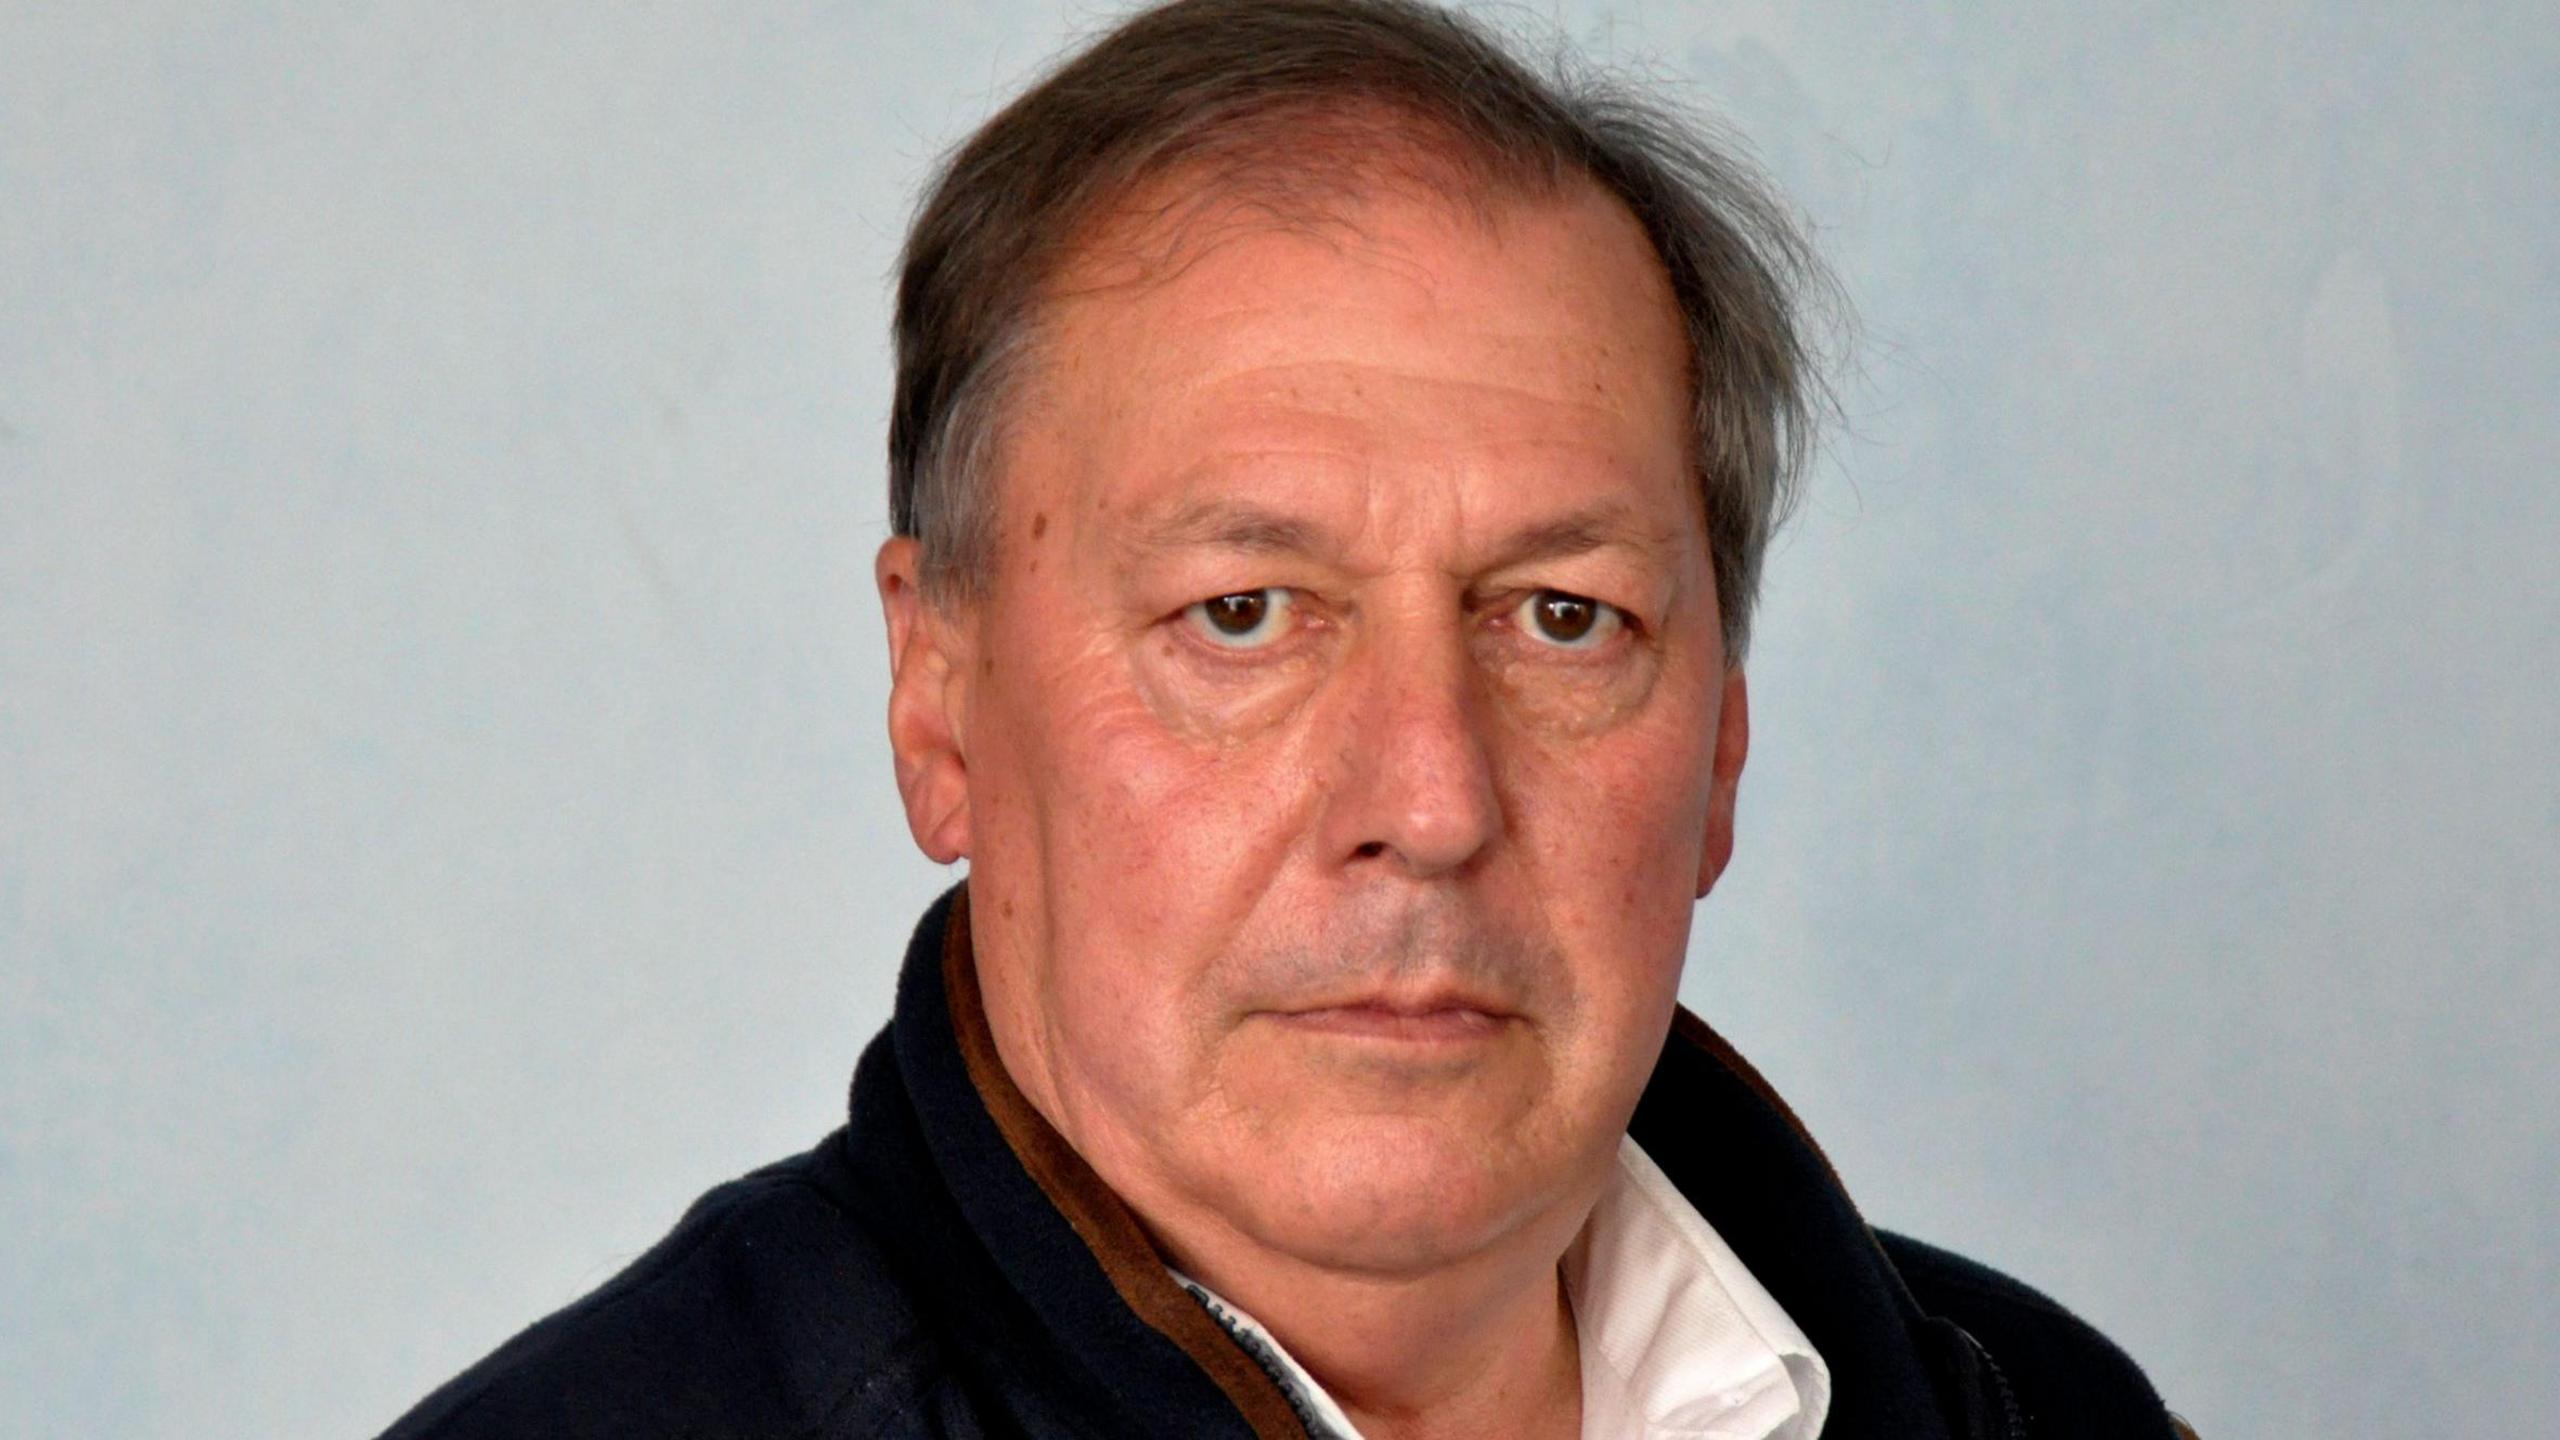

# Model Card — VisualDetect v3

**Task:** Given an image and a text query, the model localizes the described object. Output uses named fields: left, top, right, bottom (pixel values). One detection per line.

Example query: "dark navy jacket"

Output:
left=380, top=888, right=2189, bottom=1438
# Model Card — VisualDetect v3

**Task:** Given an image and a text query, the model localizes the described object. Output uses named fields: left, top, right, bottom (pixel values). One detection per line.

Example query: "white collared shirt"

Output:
left=1178, top=1137, right=1830, bottom=1440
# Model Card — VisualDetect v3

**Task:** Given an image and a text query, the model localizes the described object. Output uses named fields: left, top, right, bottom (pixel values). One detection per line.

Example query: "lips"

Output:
left=1262, top=991, right=1517, bottom=1042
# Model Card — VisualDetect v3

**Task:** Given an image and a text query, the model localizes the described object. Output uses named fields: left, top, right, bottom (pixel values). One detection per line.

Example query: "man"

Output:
left=384, top=2, right=2192, bottom=1436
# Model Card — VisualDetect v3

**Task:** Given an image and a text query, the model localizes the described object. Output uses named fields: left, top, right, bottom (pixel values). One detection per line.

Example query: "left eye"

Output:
left=1183, top=588, right=1295, bottom=649
left=1513, top=590, right=1623, bottom=650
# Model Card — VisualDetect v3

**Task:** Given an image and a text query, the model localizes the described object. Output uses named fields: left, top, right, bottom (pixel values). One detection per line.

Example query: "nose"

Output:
left=1320, top=616, right=1503, bottom=878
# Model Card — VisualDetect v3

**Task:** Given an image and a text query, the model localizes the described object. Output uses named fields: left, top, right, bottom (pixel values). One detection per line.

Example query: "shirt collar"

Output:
left=1571, top=1135, right=1831, bottom=1438
left=1175, top=1136, right=1832, bottom=1440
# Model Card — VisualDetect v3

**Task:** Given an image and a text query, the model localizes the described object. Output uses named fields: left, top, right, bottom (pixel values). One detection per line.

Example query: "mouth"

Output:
left=1259, top=993, right=1518, bottom=1044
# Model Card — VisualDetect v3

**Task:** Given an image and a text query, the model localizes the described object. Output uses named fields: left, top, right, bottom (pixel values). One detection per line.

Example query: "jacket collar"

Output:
left=859, top=884, right=1977, bottom=1438
left=1631, top=1010, right=1953, bottom=1436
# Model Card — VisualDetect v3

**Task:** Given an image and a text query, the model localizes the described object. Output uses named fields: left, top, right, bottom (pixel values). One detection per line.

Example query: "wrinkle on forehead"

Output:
left=1047, top=198, right=1685, bottom=433
left=992, top=167, right=1698, bottom=595
left=1160, top=351, right=1663, bottom=456
left=1092, top=416, right=1684, bottom=564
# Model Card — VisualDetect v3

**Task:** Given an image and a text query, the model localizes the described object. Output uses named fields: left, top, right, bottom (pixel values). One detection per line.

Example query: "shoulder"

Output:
left=378, top=1139, right=944, bottom=1440
left=1879, top=1230, right=2194, bottom=1438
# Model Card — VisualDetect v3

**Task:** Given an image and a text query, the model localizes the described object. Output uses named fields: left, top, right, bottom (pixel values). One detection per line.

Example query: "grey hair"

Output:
left=889, top=0, right=1837, bottom=659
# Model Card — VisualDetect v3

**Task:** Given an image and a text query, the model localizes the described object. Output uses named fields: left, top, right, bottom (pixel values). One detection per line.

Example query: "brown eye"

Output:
left=1184, top=588, right=1293, bottom=649
left=1206, top=592, right=1266, bottom=633
left=1517, top=590, right=1621, bottom=650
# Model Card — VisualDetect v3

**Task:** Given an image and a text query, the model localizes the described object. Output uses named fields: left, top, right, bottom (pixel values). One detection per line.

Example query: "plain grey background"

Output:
left=4, top=2, right=2553, bottom=1436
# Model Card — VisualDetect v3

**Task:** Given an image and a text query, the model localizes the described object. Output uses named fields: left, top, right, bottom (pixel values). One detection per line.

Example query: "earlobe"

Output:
left=1696, top=667, right=1750, bottom=898
left=877, top=538, right=974, bottom=864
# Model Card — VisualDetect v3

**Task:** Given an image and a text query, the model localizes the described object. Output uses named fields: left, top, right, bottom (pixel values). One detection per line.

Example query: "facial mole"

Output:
left=1031, top=511, right=1049, bottom=539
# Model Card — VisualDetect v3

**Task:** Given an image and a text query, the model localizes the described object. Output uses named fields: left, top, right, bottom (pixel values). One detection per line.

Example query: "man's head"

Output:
left=876, top=0, right=1827, bottom=1289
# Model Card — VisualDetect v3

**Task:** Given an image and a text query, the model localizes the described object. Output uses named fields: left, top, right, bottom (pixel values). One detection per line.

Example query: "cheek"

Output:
left=1507, top=693, right=1721, bottom=995
left=1040, top=678, right=1309, bottom=893
left=982, top=628, right=1317, bottom=1012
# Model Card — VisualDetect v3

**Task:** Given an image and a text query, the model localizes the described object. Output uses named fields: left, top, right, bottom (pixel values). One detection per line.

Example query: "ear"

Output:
left=1696, top=666, right=1749, bottom=898
left=877, top=537, right=974, bottom=864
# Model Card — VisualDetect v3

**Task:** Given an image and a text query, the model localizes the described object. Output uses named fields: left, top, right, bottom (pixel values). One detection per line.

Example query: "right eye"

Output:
left=1183, top=588, right=1295, bottom=650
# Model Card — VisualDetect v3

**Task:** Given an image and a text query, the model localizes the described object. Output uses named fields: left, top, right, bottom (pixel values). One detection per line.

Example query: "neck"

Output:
left=1231, top=1244, right=1585, bottom=1440
left=1137, top=1163, right=1591, bottom=1440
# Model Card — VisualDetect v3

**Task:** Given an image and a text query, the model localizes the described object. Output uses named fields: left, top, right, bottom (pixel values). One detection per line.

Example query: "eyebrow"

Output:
left=1121, top=493, right=1681, bottom=570
left=1131, top=497, right=1333, bottom=558
left=1480, top=503, right=1680, bottom=570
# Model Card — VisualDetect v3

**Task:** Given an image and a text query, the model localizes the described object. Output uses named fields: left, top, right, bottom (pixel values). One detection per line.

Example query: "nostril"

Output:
left=1353, top=841, right=1387, bottom=859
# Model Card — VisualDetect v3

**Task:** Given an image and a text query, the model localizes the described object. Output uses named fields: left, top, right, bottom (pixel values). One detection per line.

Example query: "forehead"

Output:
left=1010, top=173, right=1695, bottom=548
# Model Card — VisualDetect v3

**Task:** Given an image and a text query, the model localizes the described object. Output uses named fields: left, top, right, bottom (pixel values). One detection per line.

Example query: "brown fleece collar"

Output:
left=939, top=886, right=1311, bottom=1439
left=1668, top=1006, right=1851, bottom=1199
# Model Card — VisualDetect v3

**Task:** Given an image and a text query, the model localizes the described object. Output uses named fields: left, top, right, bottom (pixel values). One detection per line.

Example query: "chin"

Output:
left=1220, top=1114, right=1572, bottom=1276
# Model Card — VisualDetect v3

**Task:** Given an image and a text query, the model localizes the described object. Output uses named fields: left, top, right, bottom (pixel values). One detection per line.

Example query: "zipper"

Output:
left=1956, top=1324, right=2030, bottom=1440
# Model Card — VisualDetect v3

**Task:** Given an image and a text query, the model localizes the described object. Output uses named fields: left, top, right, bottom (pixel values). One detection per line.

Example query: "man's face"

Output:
left=881, top=174, right=1747, bottom=1279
